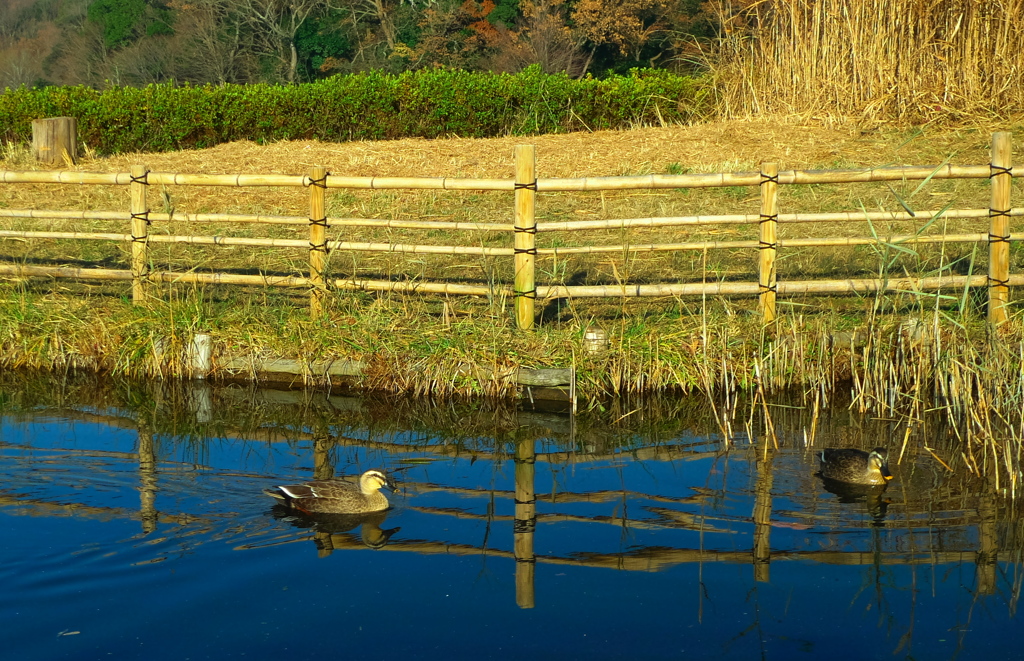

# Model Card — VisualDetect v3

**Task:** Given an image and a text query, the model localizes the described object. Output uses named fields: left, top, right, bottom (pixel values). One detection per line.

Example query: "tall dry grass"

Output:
left=707, top=0, right=1024, bottom=123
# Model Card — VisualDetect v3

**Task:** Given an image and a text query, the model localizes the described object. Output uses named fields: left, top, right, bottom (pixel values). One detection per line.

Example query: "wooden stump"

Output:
left=32, top=117, right=77, bottom=165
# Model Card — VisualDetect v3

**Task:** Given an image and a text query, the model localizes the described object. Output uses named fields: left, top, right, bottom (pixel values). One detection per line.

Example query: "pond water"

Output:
left=0, top=376, right=1021, bottom=661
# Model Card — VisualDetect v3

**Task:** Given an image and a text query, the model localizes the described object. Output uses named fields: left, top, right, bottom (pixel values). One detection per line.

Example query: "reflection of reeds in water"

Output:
left=1, top=367, right=1019, bottom=490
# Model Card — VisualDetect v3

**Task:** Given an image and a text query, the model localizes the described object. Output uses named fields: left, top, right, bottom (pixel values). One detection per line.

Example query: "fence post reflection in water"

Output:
left=514, top=435, right=537, bottom=609
left=977, top=484, right=998, bottom=595
left=752, top=452, right=774, bottom=582
left=313, top=433, right=334, bottom=481
left=137, top=421, right=158, bottom=535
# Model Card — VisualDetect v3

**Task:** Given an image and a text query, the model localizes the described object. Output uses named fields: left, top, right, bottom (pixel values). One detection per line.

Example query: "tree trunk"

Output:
left=289, top=40, right=298, bottom=83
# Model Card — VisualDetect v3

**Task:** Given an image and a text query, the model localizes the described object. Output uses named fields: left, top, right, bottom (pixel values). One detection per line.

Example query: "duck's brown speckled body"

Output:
left=264, top=470, right=394, bottom=514
left=818, top=447, right=893, bottom=486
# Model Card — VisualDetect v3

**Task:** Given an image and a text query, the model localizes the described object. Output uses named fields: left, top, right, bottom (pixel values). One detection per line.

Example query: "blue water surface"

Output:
left=0, top=386, right=1019, bottom=661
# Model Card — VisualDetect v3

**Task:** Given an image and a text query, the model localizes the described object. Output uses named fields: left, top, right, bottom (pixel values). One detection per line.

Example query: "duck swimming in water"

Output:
left=263, top=469, right=395, bottom=514
left=818, top=447, right=893, bottom=486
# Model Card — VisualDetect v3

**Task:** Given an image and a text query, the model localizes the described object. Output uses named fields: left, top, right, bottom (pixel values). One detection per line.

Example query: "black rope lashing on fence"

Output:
left=513, top=217, right=538, bottom=272
left=989, top=275, right=1011, bottom=288
left=306, top=172, right=329, bottom=188
left=513, top=218, right=538, bottom=299
left=758, top=212, right=778, bottom=251
left=990, top=164, right=1013, bottom=178
left=759, top=172, right=779, bottom=251
left=130, top=171, right=150, bottom=243
left=130, top=211, right=150, bottom=242
left=514, top=180, right=538, bottom=191
left=759, top=282, right=778, bottom=295
left=988, top=230, right=1011, bottom=244
left=513, top=518, right=536, bottom=535
left=308, top=216, right=329, bottom=253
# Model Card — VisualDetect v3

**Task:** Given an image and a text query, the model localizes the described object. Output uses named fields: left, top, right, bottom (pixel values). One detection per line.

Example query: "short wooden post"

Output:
left=188, top=333, right=212, bottom=380
left=988, top=132, right=1013, bottom=325
left=129, top=165, right=149, bottom=304
left=308, top=166, right=329, bottom=316
left=32, top=117, right=77, bottom=165
left=514, top=145, right=537, bottom=330
left=758, top=162, right=779, bottom=324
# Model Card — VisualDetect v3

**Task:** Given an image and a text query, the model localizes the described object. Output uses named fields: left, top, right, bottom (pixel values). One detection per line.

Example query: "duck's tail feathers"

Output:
left=263, top=487, right=286, bottom=501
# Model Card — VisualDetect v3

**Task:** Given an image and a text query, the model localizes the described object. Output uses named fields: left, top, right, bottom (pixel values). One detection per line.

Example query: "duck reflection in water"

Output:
left=817, top=448, right=894, bottom=526
left=269, top=506, right=401, bottom=554
left=818, top=477, right=891, bottom=525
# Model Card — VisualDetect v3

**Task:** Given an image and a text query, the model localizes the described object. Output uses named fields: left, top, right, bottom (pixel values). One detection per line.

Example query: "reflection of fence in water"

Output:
left=0, top=415, right=1020, bottom=611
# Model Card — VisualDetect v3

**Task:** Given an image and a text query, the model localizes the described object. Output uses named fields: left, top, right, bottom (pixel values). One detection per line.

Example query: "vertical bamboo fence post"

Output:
left=129, top=165, right=149, bottom=304
left=758, top=162, right=779, bottom=324
left=988, top=132, right=1013, bottom=325
left=308, top=166, right=329, bottom=316
left=514, top=145, right=537, bottom=330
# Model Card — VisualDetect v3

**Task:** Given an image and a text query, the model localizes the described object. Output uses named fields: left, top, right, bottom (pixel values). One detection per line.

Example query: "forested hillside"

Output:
left=0, top=0, right=714, bottom=89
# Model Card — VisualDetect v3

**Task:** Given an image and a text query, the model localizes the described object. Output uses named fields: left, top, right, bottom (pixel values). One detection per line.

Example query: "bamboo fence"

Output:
left=0, top=133, right=1020, bottom=329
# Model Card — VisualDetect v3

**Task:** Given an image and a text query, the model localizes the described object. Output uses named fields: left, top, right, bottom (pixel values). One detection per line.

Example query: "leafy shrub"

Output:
left=0, top=67, right=712, bottom=155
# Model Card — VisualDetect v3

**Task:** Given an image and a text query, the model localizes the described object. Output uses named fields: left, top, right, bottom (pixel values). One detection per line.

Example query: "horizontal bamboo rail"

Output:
left=6, top=163, right=1021, bottom=190
left=0, top=132, right=1018, bottom=329
left=2, top=264, right=1015, bottom=300
left=3, top=207, right=1022, bottom=232
left=539, top=208, right=1024, bottom=231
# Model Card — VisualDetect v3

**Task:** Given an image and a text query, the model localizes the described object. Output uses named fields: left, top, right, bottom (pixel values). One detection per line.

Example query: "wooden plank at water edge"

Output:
left=32, top=117, right=77, bottom=165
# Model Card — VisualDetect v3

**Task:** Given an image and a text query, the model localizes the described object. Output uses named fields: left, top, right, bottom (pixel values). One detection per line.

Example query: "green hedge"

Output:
left=0, top=67, right=712, bottom=155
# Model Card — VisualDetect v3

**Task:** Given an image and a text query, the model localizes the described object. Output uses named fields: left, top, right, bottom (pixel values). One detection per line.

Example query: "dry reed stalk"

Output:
left=708, top=0, right=1024, bottom=122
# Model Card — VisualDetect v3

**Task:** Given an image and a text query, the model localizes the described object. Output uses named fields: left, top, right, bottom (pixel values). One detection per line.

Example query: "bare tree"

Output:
left=168, top=0, right=255, bottom=83
left=518, top=0, right=586, bottom=74
left=572, top=0, right=664, bottom=63
left=234, top=0, right=331, bottom=83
